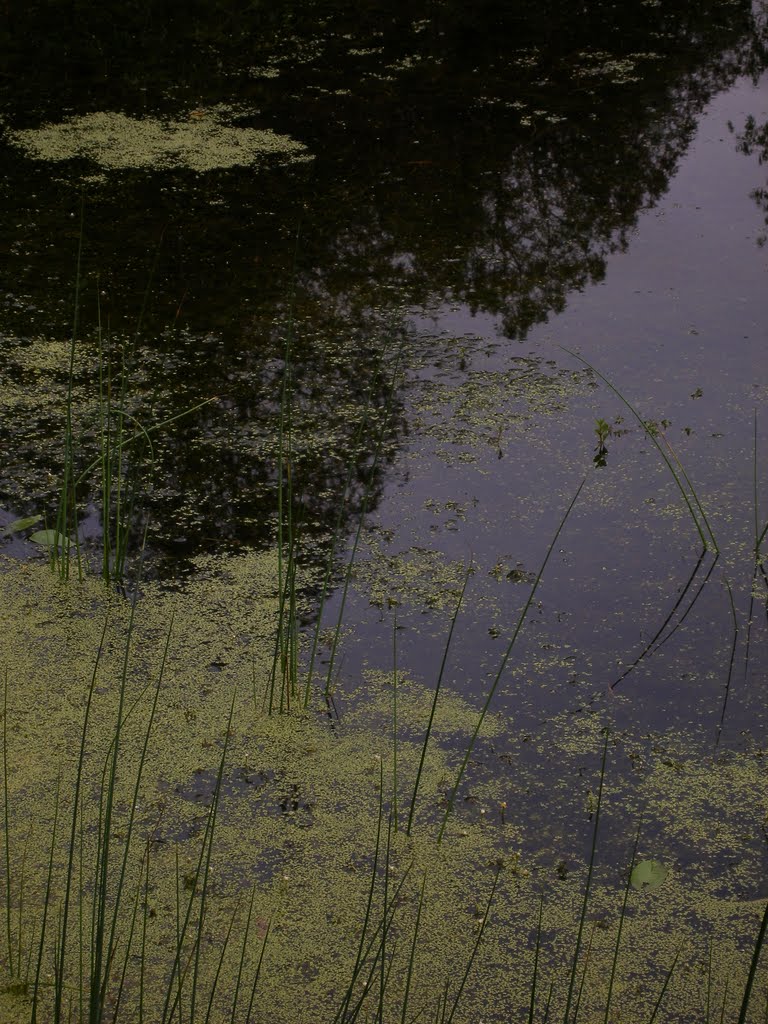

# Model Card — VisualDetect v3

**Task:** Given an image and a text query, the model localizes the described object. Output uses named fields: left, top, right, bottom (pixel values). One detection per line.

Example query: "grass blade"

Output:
left=529, top=893, right=545, bottom=1024
left=444, top=865, right=500, bottom=1024
left=648, top=944, right=682, bottom=1024
left=561, top=349, right=717, bottom=552
left=2, top=668, right=14, bottom=978
left=400, top=871, right=428, bottom=1024
left=407, top=562, right=472, bottom=835
left=438, top=478, right=585, bottom=842
left=603, top=821, right=642, bottom=1024
left=562, top=730, right=609, bottom=1024
left=737, top=900, right=768, bottom=1024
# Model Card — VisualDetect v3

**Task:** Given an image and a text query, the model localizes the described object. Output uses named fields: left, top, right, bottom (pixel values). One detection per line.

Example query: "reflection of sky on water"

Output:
left=553, top=74, right=767, bottom=408
left=325, top=71, right=768, bottom=766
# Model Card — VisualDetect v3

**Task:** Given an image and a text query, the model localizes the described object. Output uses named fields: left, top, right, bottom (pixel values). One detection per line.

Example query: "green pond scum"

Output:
left=8, top=109, right=312, bottom=176
left=1, top=0, right=767, bottom=1020
left=0, top=550, right=765, bottom=1023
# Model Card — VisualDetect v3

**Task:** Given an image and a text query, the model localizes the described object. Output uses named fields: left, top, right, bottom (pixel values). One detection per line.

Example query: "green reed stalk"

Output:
left=342, top=867, right=413, bottom=1024
left=270, top=325, right=298, bottom=713
left=443, top=866, right=499, bottom=1024
left=161, top=694, right=236, bottom=1024
left=647, top=945, right=681, bottom=1024
left=268, top=221, right=307, bottom=713
left=737, top=900, right=768, bottom=1024
left=542, top=980, right=555, bottom=1024
left=96, top=284, right=112, bottom=582
left=323, top=343, right=404, bottom=700
left=2, top=668, right=13, bottom=978
left=88, top=358, right=215, bottom=582
left=54, top=202, right=86, bottom=582
left=438, top=478, right=585, bottom=842
left=112, top=337, right=130, bottom=583
left=86, top=555, right=154, bottom=1023
left=603, top=821, right=642, bottom=1024
left=303, top=402, right=376, bottom=705
left=230, top=885, right=258, bottom=1021
left=172, top=849, right=184, bottom=1021
left=562, top=731, right=609, bottom=1024
left=31, top=777, right=61, bottom=1024
left=333, top=771, right=414, bottom=1024
left=50, top=607, right=110, bottom=1024
left=78, top=399, right=215, bottom=495
left=96, top=613, right=172, bottom=1015
left=244, top=915, right=272, bottom=1024
left=529, top=893, right=545, bottom=1024
left=15, top=831, right=32, bottom=993
left=378, top=811, right=393, bottom=1023
left=204, top=893, right=241, bottom=1023
left=392, top=607, right=399, bottom=831
left=572, top=923, right=596, bottom=1023
left=189, top=694, right=236, bottom=1023
left=139, top=839, right=150, bottom=1024
left=400, top=871, right=428, bottom=1024
left=110, top=856, right=146, bottom=1023
left=719, top=978, right=730, bottom=1024
left=610, top=548, right=714, bottom=691
left=77, top=791, right=85, bottom=1023
left=332, top=767, right=386, bottom=1024
left=407, top=562, right=472, bottom=835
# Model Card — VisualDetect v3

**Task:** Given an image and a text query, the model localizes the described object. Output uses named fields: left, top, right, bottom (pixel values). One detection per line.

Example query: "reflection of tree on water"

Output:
left=732, top=113, right=768, bottom=247
left=0, top=0, right=765, bottom=572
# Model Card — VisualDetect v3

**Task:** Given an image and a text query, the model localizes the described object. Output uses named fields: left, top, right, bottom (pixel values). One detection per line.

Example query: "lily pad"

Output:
left=0, top=514, right=42, bottom=538
left=630, top=859, right=669, bottom=891
left=29, top=529, right=71, bottom=550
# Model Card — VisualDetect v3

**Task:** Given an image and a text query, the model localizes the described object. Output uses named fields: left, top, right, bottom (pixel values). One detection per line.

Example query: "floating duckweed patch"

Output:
left=352, top=541, right=469, bottom=612
left=573, top=50, right=661, bottom=86
left=345, top=667, right=504, bottom=742
left=405, top=349, right=590, bottom=468
left=640, top=746, right=768, bottom=895
left=0, top=552, right=766, bottom=1022
left=9, top=108, right=311, bottom=173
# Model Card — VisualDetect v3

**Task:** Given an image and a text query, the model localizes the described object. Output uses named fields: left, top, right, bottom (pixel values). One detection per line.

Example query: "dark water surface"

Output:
left=1, top=1, right=768, bottom=1007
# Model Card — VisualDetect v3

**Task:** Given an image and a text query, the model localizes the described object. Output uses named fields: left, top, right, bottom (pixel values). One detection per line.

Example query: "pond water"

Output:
left=1, top=2, right=767, bottom=1022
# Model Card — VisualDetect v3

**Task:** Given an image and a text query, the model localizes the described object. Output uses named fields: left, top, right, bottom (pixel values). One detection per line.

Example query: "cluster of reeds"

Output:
left=3, top=212, right=214, bottom=585
left=0, top=605, right=273, bottom=1023
left=4, top=654, right=765, bottom=1022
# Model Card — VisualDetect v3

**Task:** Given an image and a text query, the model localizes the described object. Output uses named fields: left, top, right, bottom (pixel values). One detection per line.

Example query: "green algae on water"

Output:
left=0, top=550, right=767, bottom=1022
left=9, top=108, right=311, bottom=173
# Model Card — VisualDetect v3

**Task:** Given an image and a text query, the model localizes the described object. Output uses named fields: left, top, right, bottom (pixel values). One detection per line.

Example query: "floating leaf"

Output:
left=29, top=529, right=71, bottom=550
left=0, top=515, right=43, bottom=538
left=631, top=859, right=669, bottom=891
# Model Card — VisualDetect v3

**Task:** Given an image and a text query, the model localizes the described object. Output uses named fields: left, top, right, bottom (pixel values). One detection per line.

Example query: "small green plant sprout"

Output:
left=593, top=417, right=613, bottom=467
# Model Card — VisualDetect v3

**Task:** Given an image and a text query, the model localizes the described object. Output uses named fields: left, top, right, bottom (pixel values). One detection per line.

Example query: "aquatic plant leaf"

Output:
left=29, top=529, right=71, bottom=550
left=0, top=515, right=42, bottom=538
left=630, top=859, right=669, bottom=891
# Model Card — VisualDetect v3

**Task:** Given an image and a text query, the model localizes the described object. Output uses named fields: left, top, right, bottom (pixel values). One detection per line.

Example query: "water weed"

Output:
left=1, top=352, right=767, bottom=1023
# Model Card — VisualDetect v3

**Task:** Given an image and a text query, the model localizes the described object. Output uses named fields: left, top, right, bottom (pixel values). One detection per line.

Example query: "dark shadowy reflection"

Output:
left=732, top=111, right=768, bottom=246
left=0, top=0, right=765, bottom=574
